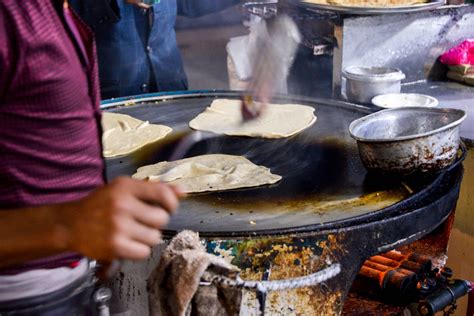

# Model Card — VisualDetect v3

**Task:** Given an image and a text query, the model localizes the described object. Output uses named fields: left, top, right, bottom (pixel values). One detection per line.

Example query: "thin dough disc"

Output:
left=132, top=154, right=282, bottom=193
left=102, top=112, right=172, bottom=158
left=189, top=99, right=317, bottom=138
left=304, top=0, right=426, bottom=7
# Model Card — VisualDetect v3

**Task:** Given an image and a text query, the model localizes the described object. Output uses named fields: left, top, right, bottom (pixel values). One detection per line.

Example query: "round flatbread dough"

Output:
left=132, top=154, right=282, bottom=193
left=304, top=0, right=426, bottom=7
left=189, top=99, right=317, bottom=138
left=102, top=112, right=172, bottom=158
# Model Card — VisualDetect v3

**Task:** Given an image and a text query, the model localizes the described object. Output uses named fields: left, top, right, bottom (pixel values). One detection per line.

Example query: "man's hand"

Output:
left=63, top=177, right=184, bottom=262
left=125, top=0, right=151, bottom=9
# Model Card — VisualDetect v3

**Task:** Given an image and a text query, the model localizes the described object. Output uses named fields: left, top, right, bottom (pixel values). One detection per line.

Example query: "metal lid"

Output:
left=342, top=66, right=406, bottom=83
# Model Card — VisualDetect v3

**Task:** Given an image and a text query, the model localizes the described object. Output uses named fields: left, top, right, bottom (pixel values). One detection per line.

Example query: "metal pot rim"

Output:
left=349, top=107, right=467, bottom=143
left=342, top=66, right=406, bottom=82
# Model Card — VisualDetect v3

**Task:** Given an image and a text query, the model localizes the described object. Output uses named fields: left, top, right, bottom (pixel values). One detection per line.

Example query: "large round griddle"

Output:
left=102, top=91, right=454, bottom=236
left=104, top=92, right=465, bottom=316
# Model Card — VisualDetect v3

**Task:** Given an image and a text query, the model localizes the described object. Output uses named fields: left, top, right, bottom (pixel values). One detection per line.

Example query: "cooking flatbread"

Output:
left=132, top=154, right=282, bottom=193
left=304, top=0, right=426, bottom=7
left=102, top=112, right=172, bottom=158
left=189, top=99, right=316, bottom=138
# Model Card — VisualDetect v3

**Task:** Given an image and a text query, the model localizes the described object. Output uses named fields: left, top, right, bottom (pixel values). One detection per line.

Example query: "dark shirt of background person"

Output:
left=70, top=0, right=240, bottom=99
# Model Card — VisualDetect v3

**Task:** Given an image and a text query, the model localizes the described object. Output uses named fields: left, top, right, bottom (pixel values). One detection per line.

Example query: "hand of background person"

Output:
left=125, top=0, right=151, bottom=9
left=64, top=177, right=185, bottom=262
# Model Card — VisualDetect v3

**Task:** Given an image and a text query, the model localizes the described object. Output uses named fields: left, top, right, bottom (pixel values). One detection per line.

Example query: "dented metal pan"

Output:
left=349, top=107, right=466, bottom=175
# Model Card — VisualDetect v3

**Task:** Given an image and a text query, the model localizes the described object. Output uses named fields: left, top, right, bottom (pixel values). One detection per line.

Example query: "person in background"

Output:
left=70, top=0, right=240, bottom=99
left=0, top=1, right=183, bottom=314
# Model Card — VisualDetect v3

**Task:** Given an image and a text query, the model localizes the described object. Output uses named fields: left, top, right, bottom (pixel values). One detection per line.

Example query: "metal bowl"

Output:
left=371, top=93, right=439, bottom=109
left=349, top=107, right=467, bottom=175
left=342, top=66, right=406, bottom=104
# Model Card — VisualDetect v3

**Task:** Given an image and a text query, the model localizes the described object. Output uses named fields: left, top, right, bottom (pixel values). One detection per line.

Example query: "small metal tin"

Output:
left=342, top=66, right=406, bottom=104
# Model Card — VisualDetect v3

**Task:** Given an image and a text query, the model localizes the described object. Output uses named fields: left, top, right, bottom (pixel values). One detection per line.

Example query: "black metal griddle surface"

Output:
left=104, top=92, right=419, bottom=234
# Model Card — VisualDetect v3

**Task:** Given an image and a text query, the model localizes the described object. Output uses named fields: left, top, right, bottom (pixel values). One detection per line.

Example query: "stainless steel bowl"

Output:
left=342, top=66, right=406, bottom=104
left=349, top=107, right=467, bottom=175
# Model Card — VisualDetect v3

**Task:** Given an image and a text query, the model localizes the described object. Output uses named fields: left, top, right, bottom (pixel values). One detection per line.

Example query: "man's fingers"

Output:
left=135, top=3, right=151, bottom=9
left=125, top=220, right=162, bottom=246
left=113, top=236, right=151, bottom=260
left=170, top=184, right=187, bottom=198
left=125, top=0, right=151, bottom=9
left=131, top=202, right=171, bottom=229
left=130, top=180, right=180, bottom=213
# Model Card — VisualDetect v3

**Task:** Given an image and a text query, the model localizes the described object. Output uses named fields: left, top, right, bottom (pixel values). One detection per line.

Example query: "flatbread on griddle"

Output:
left=102, top=112, right=172, bottom=158
left=189, top=99, right=316, bottom=138
left=132, top=154, right=282, bottom=193
left=304, top=0, right=427, bottom=7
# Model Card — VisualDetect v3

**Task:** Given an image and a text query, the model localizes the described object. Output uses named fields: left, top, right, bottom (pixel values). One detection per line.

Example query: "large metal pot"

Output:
left=349, top=107, right=467, bottom=175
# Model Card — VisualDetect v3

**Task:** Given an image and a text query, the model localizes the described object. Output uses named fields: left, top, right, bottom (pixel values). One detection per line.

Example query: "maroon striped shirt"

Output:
left=0, top=1, right=104, bottom=273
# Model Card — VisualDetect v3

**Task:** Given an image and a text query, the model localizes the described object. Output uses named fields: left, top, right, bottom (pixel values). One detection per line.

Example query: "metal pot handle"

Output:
left=200, top=263, right=340, bottom=315
left=200, top=263, right=341, bottom=292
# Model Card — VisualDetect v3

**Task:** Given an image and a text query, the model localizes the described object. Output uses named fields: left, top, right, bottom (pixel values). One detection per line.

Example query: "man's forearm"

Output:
left=0, top=178, right=183, bottom=270
left=0, top=203, right=72, bottom=269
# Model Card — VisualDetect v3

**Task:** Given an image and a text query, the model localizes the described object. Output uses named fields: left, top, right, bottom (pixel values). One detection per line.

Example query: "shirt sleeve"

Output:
left=0, top=3, right=14, bottom=101
left=69, top=0, right=120, bottom=29
left=177, top=0, right=241, bottom=18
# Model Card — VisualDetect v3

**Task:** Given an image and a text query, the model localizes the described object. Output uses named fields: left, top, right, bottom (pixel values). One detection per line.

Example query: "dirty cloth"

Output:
left=148, top=230, right=241, bottom=316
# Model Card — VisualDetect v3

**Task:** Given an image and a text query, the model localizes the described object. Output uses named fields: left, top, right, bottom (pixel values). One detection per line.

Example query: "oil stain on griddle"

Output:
left=182, top=134, right=404, bottom=209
